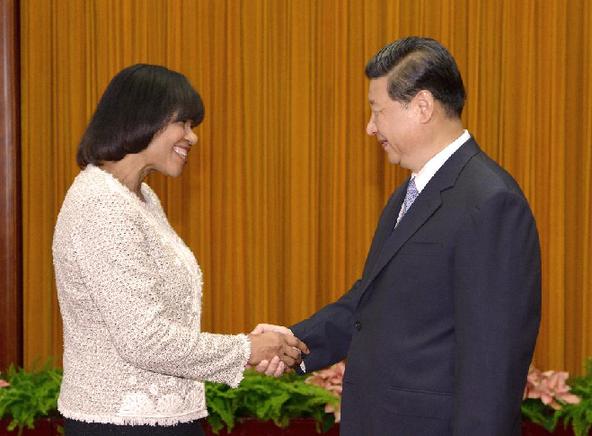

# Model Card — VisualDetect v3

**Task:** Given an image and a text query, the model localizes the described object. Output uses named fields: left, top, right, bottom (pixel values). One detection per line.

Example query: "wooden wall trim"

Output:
left=0, top=0, right=22, bottom=371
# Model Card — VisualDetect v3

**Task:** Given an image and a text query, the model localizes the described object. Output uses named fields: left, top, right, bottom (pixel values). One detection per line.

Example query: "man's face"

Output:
left=366, top=76, right=418, bottom=169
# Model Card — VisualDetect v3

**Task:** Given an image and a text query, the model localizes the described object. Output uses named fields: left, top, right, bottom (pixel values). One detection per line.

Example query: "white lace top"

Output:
left=53, top=164, right=251, bottom=426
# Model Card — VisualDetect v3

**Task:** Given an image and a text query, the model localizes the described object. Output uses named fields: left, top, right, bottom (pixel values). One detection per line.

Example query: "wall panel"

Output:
left=0, top=0, right=22, bottom=371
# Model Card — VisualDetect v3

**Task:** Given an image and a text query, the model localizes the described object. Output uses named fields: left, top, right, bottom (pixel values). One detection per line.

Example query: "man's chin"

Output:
left=386, top=153, right=401, bottom=165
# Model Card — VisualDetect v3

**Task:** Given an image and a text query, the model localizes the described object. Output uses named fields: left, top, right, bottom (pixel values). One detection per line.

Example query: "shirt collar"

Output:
left=412, top=129, right=471, bottom=193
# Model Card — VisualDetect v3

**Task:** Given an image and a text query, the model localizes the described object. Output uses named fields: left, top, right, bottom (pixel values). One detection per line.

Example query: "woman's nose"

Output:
left=186, top=129, right=197, bottom=145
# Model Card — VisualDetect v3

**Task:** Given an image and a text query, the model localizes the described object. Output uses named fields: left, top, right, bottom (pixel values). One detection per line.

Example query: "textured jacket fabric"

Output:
left=291, top=138, right=541, bottom=436
left=53, top=165, right=251, bottom=426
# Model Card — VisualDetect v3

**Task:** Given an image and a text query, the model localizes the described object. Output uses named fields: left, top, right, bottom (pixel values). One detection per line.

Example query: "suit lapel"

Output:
left=363, top=185, right=443, bottom=288
left=359, top=139, right=482, bottom=297
left=362, top=185, right=406, bottom=275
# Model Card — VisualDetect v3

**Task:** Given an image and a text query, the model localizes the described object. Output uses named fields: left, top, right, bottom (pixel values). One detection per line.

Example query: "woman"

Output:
left=53, top=64, right=307, bottom=435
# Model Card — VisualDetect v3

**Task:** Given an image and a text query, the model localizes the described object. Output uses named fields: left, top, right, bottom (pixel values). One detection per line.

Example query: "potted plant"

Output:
left=0, top=367, right=338, bottom=436
left=204, top=370, right=339, bottom=434
left=522, top=360, right=592, bottom=435
left=2, top=360, right=592, bottom=435
left=0, top=364, right=61, bottom=436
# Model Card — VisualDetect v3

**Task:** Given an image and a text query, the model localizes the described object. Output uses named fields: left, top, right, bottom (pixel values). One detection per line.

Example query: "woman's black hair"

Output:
left=77, top=64, right=205, bottom=167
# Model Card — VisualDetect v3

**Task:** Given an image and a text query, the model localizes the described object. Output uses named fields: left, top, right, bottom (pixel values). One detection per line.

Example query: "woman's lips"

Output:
left=173, top=145, right=189, bottom=160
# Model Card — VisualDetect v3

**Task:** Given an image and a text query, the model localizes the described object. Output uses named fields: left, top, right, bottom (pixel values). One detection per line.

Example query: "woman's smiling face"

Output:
left=141, top=119, right=197, bottom=177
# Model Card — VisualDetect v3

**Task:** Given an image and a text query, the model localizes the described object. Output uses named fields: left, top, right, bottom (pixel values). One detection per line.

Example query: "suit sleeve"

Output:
left=452, top=191, right=541, bottom=435
left=290, top=190, right=402, bottom=373
left=290, top=279, right=364, bottom=372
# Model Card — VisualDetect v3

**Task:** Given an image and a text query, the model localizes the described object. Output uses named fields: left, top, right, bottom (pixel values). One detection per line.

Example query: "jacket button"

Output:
left=354, top=321, right=362, bottom=331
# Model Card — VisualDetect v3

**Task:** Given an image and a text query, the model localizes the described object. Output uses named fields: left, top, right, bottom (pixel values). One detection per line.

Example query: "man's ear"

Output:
left=413, top=90, right=435, bottom=123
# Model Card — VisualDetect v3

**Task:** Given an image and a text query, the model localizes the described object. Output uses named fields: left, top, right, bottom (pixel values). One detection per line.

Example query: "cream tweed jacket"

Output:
left=53, top=165, right=251, bottom=426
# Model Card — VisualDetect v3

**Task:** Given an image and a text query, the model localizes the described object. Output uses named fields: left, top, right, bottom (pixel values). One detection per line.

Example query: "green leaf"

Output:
left=0, top=362, right=62, bottom=432
left=521, top=399, right=558, bottom=431
left=205, top=370, right=338, bottom=433
left=554, top=358, right=592, bottom=436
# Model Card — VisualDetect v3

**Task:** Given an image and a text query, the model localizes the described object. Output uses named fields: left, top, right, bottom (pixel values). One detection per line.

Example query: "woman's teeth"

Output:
left=173, top=146, right=188, bottom=159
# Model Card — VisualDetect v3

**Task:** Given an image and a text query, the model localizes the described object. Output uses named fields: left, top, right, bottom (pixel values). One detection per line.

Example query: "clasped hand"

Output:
left=247, top=324, right=309, bottom=377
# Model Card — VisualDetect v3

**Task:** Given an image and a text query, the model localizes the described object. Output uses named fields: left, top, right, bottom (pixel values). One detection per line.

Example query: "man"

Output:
left=255, top=36, right=541, bottom=435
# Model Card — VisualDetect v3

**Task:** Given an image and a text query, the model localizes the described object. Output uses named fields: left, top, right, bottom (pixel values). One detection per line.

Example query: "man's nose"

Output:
left=366, top=118, right=377, bottom=136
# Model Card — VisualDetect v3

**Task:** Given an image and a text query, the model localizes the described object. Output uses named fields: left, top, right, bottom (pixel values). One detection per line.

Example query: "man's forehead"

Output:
left=368, top=95, right=383, bottom=107
left=368, top=77, right=387, bottom=103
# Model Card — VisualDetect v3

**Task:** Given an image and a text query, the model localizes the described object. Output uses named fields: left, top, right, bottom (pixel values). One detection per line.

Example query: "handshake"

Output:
left=246, top=323, right=309, bottom=377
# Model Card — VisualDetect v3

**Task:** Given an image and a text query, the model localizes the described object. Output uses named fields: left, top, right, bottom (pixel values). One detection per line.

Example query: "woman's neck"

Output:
left=101, top=156, right=151, bottom=200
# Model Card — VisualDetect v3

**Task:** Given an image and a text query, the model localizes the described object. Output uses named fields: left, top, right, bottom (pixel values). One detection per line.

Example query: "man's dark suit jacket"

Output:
left=291, top=138, right=541, bottom=436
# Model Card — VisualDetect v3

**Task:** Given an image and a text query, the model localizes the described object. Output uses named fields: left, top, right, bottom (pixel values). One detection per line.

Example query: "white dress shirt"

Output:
left=396, top=129, right=471, bottom=225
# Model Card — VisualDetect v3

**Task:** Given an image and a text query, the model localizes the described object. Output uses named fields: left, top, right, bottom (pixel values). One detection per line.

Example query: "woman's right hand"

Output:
left=247, top=331, right=309, bottom=369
